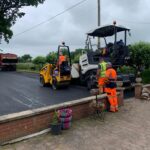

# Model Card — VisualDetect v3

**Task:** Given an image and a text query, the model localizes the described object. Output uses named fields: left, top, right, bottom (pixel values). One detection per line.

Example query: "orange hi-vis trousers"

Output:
left=105, top=88, right=118, bottom=112
left=98, top=77, right=107, bottom=93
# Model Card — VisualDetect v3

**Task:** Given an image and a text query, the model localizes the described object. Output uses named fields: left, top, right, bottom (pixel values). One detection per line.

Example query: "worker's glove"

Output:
left=104, top=78, right=109, bottom=84
left=96, top=76, right=99, bottom=81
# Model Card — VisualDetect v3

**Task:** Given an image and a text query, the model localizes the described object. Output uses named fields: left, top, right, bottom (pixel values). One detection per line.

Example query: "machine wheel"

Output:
left=87, top=78, right=93, bottom=90
left=52, top=78, right=58, bottom=90
left=40, top=76, right=46, bottom=87
left=86, top=71, right=97, bottom=90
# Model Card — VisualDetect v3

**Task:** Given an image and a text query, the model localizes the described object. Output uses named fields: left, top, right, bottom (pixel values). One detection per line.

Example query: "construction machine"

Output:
left=71, top=22, right=135, bottom=89
left=40, top=42, right=71, bottom=90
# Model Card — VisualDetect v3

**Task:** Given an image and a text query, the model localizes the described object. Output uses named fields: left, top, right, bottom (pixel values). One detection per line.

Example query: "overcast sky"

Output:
left=1, top=0, right=150, bottom=57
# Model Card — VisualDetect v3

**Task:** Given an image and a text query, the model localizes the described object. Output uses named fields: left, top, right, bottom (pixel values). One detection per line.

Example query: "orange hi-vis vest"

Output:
left=106, top=68, right=117, bottom=81
left=59, top=55, right=66, bottom=65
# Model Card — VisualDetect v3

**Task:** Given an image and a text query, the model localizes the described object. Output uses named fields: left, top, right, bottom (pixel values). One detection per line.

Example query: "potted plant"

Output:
left=50, top=110, right=62, bottom=135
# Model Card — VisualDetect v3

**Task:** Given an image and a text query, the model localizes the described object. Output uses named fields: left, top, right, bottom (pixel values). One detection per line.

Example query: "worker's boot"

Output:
left=110, top=106, right=115, bottom=112
left=115, top=105, right=119, bottom=112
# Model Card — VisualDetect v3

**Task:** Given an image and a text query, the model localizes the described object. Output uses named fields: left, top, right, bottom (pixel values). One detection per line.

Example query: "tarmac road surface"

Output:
left=0, top=72, right=90, bottom=116
left=0, top=71, right=134, bottom=116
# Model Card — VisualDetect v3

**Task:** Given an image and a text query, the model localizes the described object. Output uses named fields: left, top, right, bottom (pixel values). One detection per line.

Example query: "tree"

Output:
left=33, top=56, right=46, bottom=66
left=129, top=42, right=150, bottom=71
left=20, top=54, right=32, bottom=62
left=71, top=48, right=87, bottom=63
left=0, top=0, right=45, bottom=43
left=46, top=52, right=57, bottom=64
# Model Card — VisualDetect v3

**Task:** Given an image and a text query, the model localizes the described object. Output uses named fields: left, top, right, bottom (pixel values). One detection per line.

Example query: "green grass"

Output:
left=17, top=69, right=39, bottom=74
left=16, top=63, right=42, bottom=73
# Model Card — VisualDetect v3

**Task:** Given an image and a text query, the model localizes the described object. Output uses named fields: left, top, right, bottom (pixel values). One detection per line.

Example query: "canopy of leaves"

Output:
left=129, top=42, right=150, bottom=71
left=46, top=52, right=57, bottom=64
left=71, top=48, right=88, bottom=63
left=19, top=54, right=32, bottom=63
left=141, top=69, right=150, bottom=84
left=0, top=0, right=45, bottom=43
left=33, top=56, right=46, bottom=65
left=45, top=48, right=87, bottom=64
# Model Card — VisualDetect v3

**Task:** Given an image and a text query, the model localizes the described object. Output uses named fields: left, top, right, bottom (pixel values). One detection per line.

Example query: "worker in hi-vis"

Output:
left=104, top=62, right=118, bottom=112
left=97, top=57, right=107, bottom=94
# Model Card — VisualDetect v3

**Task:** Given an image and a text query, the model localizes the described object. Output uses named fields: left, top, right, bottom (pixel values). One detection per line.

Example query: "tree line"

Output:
left=18, top=42, right=150, bottom=72
left=18, top=48, right=85, bottom=65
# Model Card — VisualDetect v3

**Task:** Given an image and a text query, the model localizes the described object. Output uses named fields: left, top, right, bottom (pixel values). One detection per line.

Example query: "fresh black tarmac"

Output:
left=0, top=72, right=90, bottom=116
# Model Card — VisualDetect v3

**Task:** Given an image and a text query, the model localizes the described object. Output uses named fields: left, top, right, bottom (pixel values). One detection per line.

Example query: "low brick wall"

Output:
left=0, top=93, right=123, bottom=145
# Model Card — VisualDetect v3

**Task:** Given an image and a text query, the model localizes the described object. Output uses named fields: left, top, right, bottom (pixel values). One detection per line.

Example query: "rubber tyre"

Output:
left=52, top=78, right=58, bottom=90
left=87, top=79, right=92, bottom=90
left=40, top=76, right=46, bottom=87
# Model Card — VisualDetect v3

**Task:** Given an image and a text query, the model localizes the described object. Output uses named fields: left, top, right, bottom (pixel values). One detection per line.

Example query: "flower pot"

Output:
left=61, top=122, right=72, bottom=130
left=50, top=123, right=62, bottom=135
left=58, top=108, right=72, bottom=130
left=60, top=116, right=72, bottom=123
left=58, top=108, right=72, bottom=118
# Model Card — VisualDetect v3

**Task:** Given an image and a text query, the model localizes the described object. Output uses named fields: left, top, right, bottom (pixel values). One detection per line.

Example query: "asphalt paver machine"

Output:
left=71, top=22, right=135, bottom=89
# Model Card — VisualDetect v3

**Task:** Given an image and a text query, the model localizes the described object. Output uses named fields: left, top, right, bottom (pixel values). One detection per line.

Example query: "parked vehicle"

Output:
left=0, top=53, right=18, bottom=71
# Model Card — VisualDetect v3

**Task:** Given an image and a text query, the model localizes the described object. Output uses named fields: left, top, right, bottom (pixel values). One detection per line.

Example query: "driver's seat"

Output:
left=60, top=61, right=71, bottom=76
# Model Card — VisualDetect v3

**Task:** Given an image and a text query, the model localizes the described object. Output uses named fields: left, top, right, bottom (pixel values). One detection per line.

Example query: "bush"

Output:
left=16, top=63, right=40, bottom=72
left=129, top=42, right=150, bottom=71
left=118, top=65, right=135, bottom=74
left=33, top=56, right=46, bottom=65
left=141, top=69, right=150, bottom=84
left=17, top=63, right=34, bottom=70
left=46, top=52, right=57, bottom=64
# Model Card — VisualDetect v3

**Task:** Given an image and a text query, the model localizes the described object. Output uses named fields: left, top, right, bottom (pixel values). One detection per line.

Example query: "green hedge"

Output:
left=141, top=69, right=150, bottom=84
left=117, top=66, right=136, bottom=74
left=16, top=63, right=42, bottom=72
